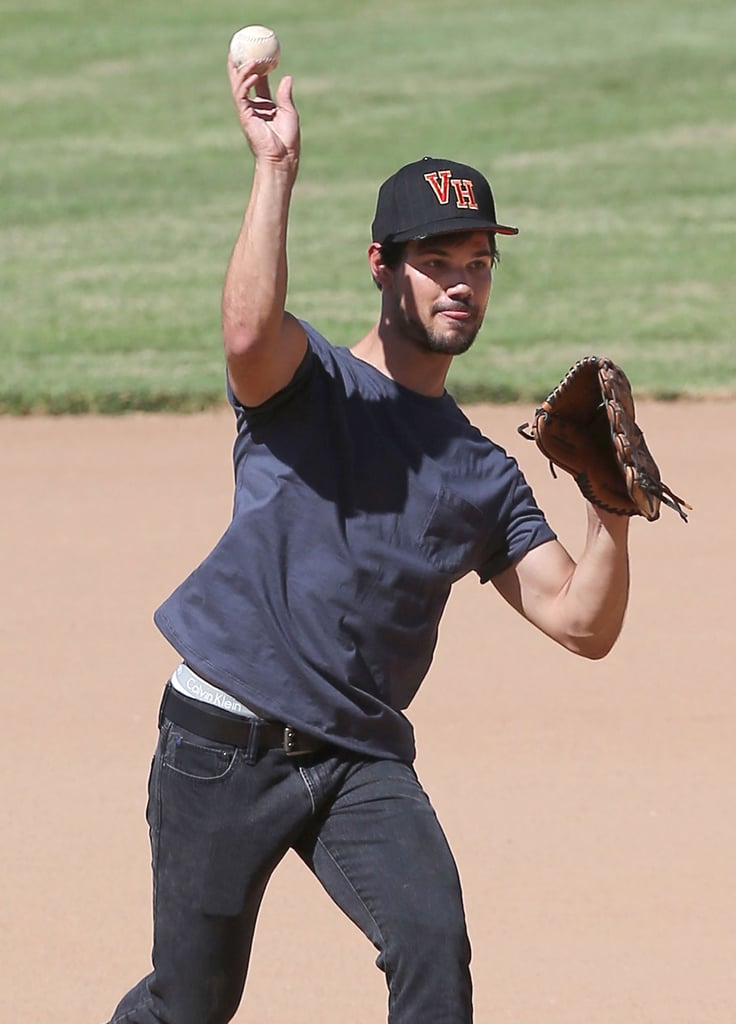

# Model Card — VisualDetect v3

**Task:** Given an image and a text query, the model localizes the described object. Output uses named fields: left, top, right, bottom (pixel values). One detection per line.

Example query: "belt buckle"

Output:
left=283, top=725, right=317, bottom=757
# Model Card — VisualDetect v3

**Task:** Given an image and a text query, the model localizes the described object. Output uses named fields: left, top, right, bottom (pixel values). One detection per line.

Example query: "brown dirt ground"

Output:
left=2, top=401, right=734, bottom=1023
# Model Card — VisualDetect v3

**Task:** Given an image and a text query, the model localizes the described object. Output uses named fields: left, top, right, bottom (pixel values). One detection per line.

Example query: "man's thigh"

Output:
left=296, top=758, right=469, bottom=952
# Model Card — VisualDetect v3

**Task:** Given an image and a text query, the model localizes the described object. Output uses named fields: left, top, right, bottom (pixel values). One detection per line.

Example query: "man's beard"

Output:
left=397, top=302, right=484, bottom=356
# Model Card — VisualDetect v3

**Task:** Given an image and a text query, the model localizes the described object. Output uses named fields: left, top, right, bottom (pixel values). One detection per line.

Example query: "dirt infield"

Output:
left=2, top=401, right=733, bottom=1023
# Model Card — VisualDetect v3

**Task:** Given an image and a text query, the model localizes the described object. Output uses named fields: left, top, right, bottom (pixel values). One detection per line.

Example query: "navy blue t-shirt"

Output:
left=154, top=323, right=555, bottom=761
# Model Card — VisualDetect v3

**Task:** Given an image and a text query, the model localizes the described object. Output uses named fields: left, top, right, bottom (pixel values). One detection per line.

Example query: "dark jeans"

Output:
left=106, top=711, right=473, bottom=1024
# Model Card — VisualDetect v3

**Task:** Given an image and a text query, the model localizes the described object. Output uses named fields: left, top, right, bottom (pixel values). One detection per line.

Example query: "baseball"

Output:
left=229, top=25, right=281, bottom=75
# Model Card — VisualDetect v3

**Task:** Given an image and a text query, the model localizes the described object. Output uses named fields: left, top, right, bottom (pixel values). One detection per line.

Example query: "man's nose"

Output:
left=446, top=277, right=472, bottom=299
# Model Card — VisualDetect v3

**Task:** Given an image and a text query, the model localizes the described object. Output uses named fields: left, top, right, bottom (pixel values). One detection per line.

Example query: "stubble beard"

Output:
left=397, top=304, right=484, bottom=357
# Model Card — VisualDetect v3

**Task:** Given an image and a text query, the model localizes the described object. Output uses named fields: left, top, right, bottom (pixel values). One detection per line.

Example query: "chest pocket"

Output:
left=418, top=486, right=487, bottom=576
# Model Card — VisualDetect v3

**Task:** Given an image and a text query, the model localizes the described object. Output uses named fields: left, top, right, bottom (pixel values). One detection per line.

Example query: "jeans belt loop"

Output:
left=245, top=720, right=261, bottom=765
left=158, top=684, right=171, bottom=729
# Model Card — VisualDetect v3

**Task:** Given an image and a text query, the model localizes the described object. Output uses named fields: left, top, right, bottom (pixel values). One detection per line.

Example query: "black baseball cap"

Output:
left=371, top=156, right=519, bottom=245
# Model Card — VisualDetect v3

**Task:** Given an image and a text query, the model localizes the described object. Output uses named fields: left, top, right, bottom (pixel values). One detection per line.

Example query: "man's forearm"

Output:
left=222, top=162, right=297, bottom=357
left=558, top=505, right=630, bottom=658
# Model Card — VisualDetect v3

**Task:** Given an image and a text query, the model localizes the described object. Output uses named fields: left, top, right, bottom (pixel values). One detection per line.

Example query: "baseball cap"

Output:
left=371, top=156, right=519, bottom=245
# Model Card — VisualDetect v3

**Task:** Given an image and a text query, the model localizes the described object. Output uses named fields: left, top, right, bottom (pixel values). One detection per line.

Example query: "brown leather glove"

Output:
left=518, top=356, right=691, bottom=521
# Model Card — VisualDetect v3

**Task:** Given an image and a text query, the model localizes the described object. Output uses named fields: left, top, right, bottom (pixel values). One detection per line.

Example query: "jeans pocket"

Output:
left=162, top=722, right=239, bottom=781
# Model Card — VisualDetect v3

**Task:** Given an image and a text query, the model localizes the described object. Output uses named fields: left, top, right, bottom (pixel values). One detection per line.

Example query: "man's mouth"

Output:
left=436, top=305, right=473, bottom=323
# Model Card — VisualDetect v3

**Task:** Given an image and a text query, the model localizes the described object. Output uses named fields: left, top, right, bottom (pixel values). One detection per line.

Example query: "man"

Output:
left=105, top=57, right=629, bottom=1024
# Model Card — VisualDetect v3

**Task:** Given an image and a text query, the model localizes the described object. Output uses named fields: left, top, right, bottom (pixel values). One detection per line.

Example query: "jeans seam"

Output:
left=162, top=756, right=239, bottom=783
left=149, top=726, right=167, bottom=968
left=110, top=993, right=155, bottom=1022
left=314, top=834, right=389, bottom=967
left=298, top=766, right=317, bottom=814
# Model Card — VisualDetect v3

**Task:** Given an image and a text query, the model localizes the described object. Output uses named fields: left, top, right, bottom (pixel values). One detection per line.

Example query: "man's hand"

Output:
left=227, top=57, right=300, bottom=172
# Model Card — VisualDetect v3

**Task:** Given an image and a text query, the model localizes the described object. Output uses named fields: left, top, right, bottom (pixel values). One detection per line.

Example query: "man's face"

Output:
left=388, top=231, right=494, bottom=356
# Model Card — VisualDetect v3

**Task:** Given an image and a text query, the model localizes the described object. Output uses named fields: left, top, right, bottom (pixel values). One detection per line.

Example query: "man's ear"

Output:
left=368, top=242, right=393, bottom=290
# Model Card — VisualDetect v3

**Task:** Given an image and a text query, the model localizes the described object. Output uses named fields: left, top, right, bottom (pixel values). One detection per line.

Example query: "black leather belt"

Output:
left=159, top=683, right=323, bottom=757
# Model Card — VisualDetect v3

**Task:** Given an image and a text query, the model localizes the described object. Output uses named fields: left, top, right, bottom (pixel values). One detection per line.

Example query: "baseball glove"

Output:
left=518, top=356, right=691, bottom=522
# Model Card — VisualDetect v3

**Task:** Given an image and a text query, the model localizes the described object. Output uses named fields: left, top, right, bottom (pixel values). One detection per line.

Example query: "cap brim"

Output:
left=386, top=217, right=519, bottom=243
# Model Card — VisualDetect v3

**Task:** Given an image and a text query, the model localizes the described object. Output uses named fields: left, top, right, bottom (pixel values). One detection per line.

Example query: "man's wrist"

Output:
left=253, top=156, right=299, bottom=186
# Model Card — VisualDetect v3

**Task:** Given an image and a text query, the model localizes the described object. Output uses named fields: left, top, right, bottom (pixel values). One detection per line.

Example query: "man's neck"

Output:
left=351, top=325, right=452, bottom=398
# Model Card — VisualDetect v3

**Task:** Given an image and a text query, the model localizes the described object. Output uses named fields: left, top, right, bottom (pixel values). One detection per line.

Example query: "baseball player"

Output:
left=104, top=58, right=630, bottom=1024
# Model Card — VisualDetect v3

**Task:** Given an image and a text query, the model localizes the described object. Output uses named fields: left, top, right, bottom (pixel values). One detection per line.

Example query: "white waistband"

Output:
left=170, top=663, right=259, bottom=719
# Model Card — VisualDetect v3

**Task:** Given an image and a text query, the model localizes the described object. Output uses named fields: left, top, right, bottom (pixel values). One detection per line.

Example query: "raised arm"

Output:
left=492, top=504, right=630, bottom=659
left=222, top=57, right=307, bottom=407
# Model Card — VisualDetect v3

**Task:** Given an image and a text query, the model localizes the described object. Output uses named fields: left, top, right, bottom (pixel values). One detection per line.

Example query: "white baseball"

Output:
left=229, top=25, right=281, bottom=75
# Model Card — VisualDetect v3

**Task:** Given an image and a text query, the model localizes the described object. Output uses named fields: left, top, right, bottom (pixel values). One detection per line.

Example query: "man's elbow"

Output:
left=567, top=629, right=623, bottom=661
left=223, top=323, right=261, bottom=360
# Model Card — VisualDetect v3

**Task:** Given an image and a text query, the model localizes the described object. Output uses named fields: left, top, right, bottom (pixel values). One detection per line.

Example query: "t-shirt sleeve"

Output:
left=475, top=463, right=556, bottom=583
left=225, top=342, right=316, bottom=427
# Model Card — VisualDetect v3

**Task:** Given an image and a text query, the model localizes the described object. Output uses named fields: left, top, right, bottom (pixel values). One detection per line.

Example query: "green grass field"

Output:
left=2, top=0, right=734, bottom=412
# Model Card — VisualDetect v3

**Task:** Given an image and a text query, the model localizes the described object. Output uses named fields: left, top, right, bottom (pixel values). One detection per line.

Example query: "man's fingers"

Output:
left=227, top=55, right=268, bottom=94
left=275, top=75, right=294, bottom=110
left=254, top=74, right=273, bottom=101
